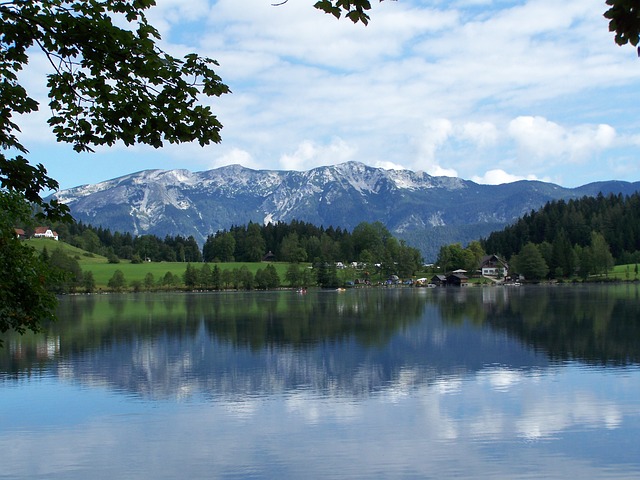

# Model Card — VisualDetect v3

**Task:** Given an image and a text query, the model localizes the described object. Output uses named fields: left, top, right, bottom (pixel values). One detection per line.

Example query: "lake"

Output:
left=1, top=284, right=640, bottom=479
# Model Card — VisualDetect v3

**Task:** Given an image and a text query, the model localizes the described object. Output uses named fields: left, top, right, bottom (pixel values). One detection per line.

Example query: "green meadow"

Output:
left=26, top=239, right=305, bottom=288
left=27, top=238, right=108, bottom=264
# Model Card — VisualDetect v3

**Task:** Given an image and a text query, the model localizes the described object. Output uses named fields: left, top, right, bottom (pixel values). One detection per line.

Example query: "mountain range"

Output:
left=51, top=161, right=640, bottom=260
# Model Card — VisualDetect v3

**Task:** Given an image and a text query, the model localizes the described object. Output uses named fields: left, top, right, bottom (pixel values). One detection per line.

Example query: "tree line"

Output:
left=39, top=219, right=423, bottom=277
left=205, top=220, right=423, bottom=279
left=478, top=193, right=640, bottom=280
left=203, top=220, right=419, bottom=269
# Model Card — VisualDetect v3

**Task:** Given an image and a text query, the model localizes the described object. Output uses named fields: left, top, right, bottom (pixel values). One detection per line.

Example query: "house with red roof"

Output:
left=33, top=227, right=59, bottom=241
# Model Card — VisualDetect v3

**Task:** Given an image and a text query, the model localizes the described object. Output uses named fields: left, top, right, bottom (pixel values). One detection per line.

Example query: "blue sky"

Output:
left=17, top=0, right=640, bottom=190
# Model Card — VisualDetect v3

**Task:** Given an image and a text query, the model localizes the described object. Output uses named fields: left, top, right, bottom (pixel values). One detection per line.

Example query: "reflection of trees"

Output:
left=437, top=285, right=640, bottom=365
left=434, top=288, right=489, bottom=326
left=0, top=290, right=426, bottom=375
left=189, top=289, right=426, bottom=350
left=0, top=293, right=198, bottom=375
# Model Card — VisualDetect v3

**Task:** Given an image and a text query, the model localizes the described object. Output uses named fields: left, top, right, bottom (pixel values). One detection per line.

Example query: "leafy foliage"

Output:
left=435, top=242, right=485, bottom=273
left=255, top=264, right=281, bottom=290
left=0, top=193, right=57, bottom=344
left=182, top=263, right=193, bottom=288
left=511, top=243, right=549, bottom=281
left=47, top=247, right=83, bottom=293
left=1, top=0, right=229, bottom=215
left=1, top=0, right=230, bottom=339
left=313, top=0, right=395, bottom=26
left=604, top=0, right=640, bottom=47
left=314, top=258, right=340, bottom=288
left=107, top=269, right=126, bottom=292
left=35, top=220, right=203, bottom=263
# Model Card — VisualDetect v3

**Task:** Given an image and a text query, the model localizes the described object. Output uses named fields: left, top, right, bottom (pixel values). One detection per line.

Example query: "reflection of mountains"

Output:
left=1, top=289, right=547, bottom=399
left=2, top=285, right=638, bottom=399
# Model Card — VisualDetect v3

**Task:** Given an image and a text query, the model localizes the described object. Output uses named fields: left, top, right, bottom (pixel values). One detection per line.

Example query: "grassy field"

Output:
left=26, top=238, right=109, bottom=264
left=609, top=263, right=640, bottom=281
left=25, top=239, right=306, bottom=288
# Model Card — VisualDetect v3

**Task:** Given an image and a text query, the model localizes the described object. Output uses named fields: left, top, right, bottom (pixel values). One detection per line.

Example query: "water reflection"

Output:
left=2, top=285, right=639, bottom=399
left=0, top=289, right=534, bottom=397
left=2, top=286, right=640, bottom=479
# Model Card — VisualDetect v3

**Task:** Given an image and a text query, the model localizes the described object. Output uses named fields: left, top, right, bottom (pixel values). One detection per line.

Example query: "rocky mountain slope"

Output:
left=51, top=162, right=640, bottom=260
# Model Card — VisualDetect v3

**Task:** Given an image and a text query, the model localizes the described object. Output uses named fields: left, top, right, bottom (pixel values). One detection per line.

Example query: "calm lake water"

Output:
left=2, top=285, right=640, bottom=479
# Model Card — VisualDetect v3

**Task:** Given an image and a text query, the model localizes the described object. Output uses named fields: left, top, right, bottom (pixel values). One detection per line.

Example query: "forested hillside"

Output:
left=481, top=193, right=640, bottom=279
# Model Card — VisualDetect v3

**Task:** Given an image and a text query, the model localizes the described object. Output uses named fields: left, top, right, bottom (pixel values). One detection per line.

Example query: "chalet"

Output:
left=33, top=226, right=59, bottom=241
left=479, top=255, right=508, bottom=278
left=430, top=274, right=447, bottom=286
left=14, top=228, right=26, bottom=239
left=446, top=273, right=469, bottom=286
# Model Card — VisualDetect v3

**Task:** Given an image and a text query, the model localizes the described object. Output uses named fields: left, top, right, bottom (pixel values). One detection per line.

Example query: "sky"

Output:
left=16, top=0, right=640, bottom=190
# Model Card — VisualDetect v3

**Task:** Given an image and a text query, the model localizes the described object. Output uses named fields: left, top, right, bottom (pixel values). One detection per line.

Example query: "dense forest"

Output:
left=479, top=193, right=640, bottom=279
left=37, top=219, right=422, bottom=272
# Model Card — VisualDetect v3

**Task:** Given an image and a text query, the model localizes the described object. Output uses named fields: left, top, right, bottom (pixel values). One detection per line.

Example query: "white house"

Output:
left=33, top=226, right=59, bottom=241
left=479, top=254, right=508, bottom=277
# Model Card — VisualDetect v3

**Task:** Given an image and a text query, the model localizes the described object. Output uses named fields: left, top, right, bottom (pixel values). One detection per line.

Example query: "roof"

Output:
left=479, top=254, right=508, bottom=268
left=447, top=273, right=468, bottom=280
left=262, top=251, right=275, bottom=261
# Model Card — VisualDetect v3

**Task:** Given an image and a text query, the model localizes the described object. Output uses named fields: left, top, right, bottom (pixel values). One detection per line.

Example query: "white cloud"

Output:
left=148, top=0, right=212, bottom=37
left=429, top=165, right=459, bottom=178
left=471, top=169, right=542, bottom=185
left=461, top=122, right=499, bottom=148
left=202, top=1, right=459, bottom=72
left=420, top=119, right=454, bottom=160
left=279, top=138, right=357, bottom=171
left=373, top=160, right=408, bottom=171
left=14, top=0, right=640, bottom=189
left=508, top=116, right=617, bottom=162
left=412, top=119, right=456, bottom=176
left=212, top=148, right=258, bottom=170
